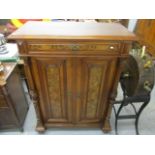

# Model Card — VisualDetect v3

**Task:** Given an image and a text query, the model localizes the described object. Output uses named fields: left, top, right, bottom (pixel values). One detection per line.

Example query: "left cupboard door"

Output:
left=31, top=57, right=73, bottom=125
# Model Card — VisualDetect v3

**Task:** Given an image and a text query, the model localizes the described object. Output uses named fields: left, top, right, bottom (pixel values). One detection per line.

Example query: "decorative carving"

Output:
left=29, top=90, right=38, bottom=101
left=46, top=65, right=62, bottom=118
left=28, top=43, right=120, bottom=52
left=86, top=65, right=103, bottom=118
left=29, top=90, right=45, bottom=132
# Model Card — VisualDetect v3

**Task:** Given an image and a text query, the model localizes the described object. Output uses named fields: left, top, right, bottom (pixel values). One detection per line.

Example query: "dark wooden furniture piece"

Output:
left=135, top=19, right=155, bottom=57
left=0, top=62, right=29, bottom=131
left=8, top=21, right=137, bottom=132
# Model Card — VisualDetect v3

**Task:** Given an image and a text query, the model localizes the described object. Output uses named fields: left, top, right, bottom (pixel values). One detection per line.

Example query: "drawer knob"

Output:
left=109, top=46, right=115, bottom=50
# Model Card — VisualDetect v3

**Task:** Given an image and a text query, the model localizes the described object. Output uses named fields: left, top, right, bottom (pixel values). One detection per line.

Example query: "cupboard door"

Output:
left=76, top=57, right=117, bottom=123
left=31, top=57, right=73, bottom=124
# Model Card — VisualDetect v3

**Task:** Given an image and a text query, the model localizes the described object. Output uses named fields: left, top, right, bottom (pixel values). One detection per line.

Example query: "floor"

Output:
left=1, top=82, right=155, bottom=135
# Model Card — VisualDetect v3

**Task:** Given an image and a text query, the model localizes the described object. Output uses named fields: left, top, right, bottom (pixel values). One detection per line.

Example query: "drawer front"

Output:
left=25, top=41, right=121, bottom=55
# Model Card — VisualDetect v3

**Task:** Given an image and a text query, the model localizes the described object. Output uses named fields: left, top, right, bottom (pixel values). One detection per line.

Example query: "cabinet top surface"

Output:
left=8, top=21, right=137, bottom=41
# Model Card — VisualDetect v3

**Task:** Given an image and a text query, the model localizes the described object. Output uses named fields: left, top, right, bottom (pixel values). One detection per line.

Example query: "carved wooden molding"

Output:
left=29, top=90, right=38, bottom=102
left=29, top=89, right=45, bottom=132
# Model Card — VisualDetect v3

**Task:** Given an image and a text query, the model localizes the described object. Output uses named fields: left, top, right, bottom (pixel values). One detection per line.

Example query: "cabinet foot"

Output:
left=36, top=124, right=46, bottom=133
left=102, top=120, right=112, bottom=133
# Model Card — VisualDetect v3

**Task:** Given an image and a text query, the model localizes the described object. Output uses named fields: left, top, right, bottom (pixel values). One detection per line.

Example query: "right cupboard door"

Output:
left=76, top=57, right=117, bottom=124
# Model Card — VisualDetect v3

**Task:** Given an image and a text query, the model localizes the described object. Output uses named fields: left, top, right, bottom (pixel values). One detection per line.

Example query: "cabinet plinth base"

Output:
left=35, top=122, right=112, bottom=133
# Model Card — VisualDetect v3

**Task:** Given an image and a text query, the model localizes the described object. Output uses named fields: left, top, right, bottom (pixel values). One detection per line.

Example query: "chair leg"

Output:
left=115, top=101, right=126, bottom=135
left=135, top=101, right=149, bottom=135
left=130, top=102, right=137, bottom=115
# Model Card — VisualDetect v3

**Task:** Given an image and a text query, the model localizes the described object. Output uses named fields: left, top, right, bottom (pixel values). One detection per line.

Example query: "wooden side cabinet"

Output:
left=8, top=21, right=137, bottom=132
left=0, top=63, right=29, bottom=131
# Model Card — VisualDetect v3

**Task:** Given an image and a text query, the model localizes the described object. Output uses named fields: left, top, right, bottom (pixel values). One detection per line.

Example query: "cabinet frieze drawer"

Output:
left=28, top=43, right=121, bottom=52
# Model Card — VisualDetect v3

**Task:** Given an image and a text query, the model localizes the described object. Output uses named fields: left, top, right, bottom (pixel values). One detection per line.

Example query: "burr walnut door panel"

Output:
left=31, top=57, right=73, bottom=124
left=75, top=57, right=117, bottom=123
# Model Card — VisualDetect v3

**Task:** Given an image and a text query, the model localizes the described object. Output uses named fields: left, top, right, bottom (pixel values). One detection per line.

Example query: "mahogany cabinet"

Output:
left=8, top=21, right=137, bottom=132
